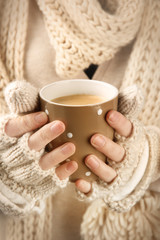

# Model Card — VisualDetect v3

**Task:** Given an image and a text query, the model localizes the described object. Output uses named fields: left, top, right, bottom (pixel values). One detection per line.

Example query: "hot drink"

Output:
left=52, top=94, right=106, bottom=105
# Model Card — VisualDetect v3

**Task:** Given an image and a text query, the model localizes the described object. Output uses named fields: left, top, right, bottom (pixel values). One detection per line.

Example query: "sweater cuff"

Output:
left=76, top=119, right=146, bottom=203
left=0, top=179, right=44, bottom=216
left=76, top=124, right=160, bottom=212
left=105, top=126, right=160, bottom=212
left=109, top=139, right=149, bottom=201
left=76, top=182, right=100, bottom=202
left=101, top=119, right=146, bottom=192
left=2, top=132, right=69, bottom=188
left=1, top=133, right=46, bottom=184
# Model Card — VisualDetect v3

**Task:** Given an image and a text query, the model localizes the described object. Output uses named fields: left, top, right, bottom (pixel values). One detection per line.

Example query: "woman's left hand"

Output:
left=75, top=109, right=133, bottom=194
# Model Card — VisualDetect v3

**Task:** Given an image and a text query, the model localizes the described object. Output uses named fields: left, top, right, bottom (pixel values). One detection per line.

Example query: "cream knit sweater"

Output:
left=0, top=0, right=160, bottom=240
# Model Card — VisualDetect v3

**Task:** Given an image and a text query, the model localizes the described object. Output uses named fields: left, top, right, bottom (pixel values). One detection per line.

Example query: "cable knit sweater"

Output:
left=0, top=0, right=160, bottom=240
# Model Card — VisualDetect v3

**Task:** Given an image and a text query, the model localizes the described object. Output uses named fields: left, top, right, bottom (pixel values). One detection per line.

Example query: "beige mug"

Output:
left=39, top=79, right=118, bottom=182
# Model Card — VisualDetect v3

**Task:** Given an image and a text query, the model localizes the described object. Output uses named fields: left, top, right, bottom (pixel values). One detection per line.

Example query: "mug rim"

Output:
left=39, top=79, right=118, bottom=107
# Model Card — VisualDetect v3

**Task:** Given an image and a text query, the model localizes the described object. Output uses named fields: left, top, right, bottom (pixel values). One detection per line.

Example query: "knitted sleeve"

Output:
left=0, top=80, right=69, bottom=216
left=76, top=86, right=160, bottom=212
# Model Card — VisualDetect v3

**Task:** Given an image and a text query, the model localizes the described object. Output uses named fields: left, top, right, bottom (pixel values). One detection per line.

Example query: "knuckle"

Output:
left=39, top=128, right=49, bottom=142
left=104, top=166, right=112, bottom=176
left=21, top=115, right=33, bottom=131
left=39, top=156, right=47, bottom=170
left=105, top=139, right=115, bottom=153
left=55, top=167, right=64, bottom=180
left=105, top=167, right=117, bottom=182
left=116, top=146, right=125, bottom=161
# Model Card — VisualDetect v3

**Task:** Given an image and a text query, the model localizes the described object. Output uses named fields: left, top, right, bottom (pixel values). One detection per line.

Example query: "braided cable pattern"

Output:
left=0, top=0, right=13, bottom=63
left=121, top=0, right=160, bottom=127
left=63, top=0, right=144, bottom=46
left=6, top=0, right=20, bottom=79
left=14, top=0, right=29, bottom=80
left=0, top=0, right=29, bottom=115
left=36, top=0, right=144, bottom=77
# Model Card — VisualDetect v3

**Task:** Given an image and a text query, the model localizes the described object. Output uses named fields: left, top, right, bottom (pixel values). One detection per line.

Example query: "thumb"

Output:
left=118, top=85, right=144, bottom=118
left=4, top=80, right=38, bottom=114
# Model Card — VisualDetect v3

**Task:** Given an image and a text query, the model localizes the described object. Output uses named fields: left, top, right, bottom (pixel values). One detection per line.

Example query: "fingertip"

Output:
left=69, top=142, right=76, bottom=154
left=90, top=133, right=98, bottom=144
left=106, top=110, right=132, bottom=137
left=55, top=120, right=66, bottom=132
left=75, top=179, right=91, bottom=193
left=72, top=160, right=78, bottom=170
left=66, top=160, right=78, bottom=173
left=50, top=120, right=66, bottom=136
left=34, top=111, right=48, bottom=124
left=106, top=110, right=118, bottom=123
left=56, top=160, right=78, bottom=180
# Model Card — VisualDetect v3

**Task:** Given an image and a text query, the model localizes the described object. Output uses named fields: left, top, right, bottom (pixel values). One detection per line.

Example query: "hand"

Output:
left=75, top=110, right=132, bottom=193
left=75, top=85, right=158, bottom=213
left=5, top=111, right=78, bottom=180
left=0, top=80, right=79, bottom=215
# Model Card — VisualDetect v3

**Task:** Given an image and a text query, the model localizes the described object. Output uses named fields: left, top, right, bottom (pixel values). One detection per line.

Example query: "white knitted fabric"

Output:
left=0, top=80, right=68, bottom=216
left=76, top=86, right=160, bottom=212
left=36, top=0, right=144, bottom=78
left=4, top=80, right=39, bottom=114
left=81, top=192, right=160, bottom=240
left=0, top=0, right=160, bottom=239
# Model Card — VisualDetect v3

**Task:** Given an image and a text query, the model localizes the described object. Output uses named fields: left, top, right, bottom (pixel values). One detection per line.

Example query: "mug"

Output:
left=39, top=79, right=118, bottom=182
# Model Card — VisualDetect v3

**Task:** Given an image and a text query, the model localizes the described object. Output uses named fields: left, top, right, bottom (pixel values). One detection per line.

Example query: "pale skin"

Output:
left=5, top=109, right=132, bottom=194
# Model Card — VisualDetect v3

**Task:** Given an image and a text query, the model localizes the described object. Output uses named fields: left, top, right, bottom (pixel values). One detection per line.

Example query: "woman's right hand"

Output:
left=5, top=111, right=78, bottom=180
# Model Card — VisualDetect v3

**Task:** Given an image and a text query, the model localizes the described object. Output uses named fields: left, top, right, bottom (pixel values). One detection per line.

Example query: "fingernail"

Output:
left=35, top=112, right=47, bottom=123
left=78, top=180, right=91, bottom=193
left=66, top=161, right=77, bottom=173
left=61, top=144, right=73, bottom=155
left=50, top=121, right=64, bottom=134
left=108, top=111, right=116, bottom=121
left=86, top=156, right=100, bottom=169
left=83, top=181, right=91, bottom=193
left=92, top=135, right=105, bottom=147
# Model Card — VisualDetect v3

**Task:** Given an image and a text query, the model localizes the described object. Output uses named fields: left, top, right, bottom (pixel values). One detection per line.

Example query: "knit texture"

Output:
left=76, top=86, right=160, bottom=212
left=36, top=0, right=144, bottom=78
left=4, top=80, right=39, bottom=114
left=0, top=0, right=160, bottom=239
left=5, top=196, right=53, bottom=240
left=0, top=80, right=69, bottom=216
left=81, top=191, right=160, bottom=240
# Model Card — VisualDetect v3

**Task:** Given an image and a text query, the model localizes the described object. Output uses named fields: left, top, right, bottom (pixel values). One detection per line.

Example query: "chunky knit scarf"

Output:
left=0, top=0, right=160, bottom=239
left=0, top=0, right=159, bottom=126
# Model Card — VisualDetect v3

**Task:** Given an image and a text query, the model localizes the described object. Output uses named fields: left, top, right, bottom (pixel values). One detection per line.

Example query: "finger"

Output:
left=75, top=179, right=91, bottom=193
left=28, top=120, right=65, bottom=151
left=56, top=161, right=78, bottom=180
left=106, top=110, right=133, bottom=137
left=91, top=134, right=125, bottom=162
left=39, top=142, right=76, bottom=170
left=5, top=112, right=48, bottom=137
left=85, top=155, right=117, bottom=183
